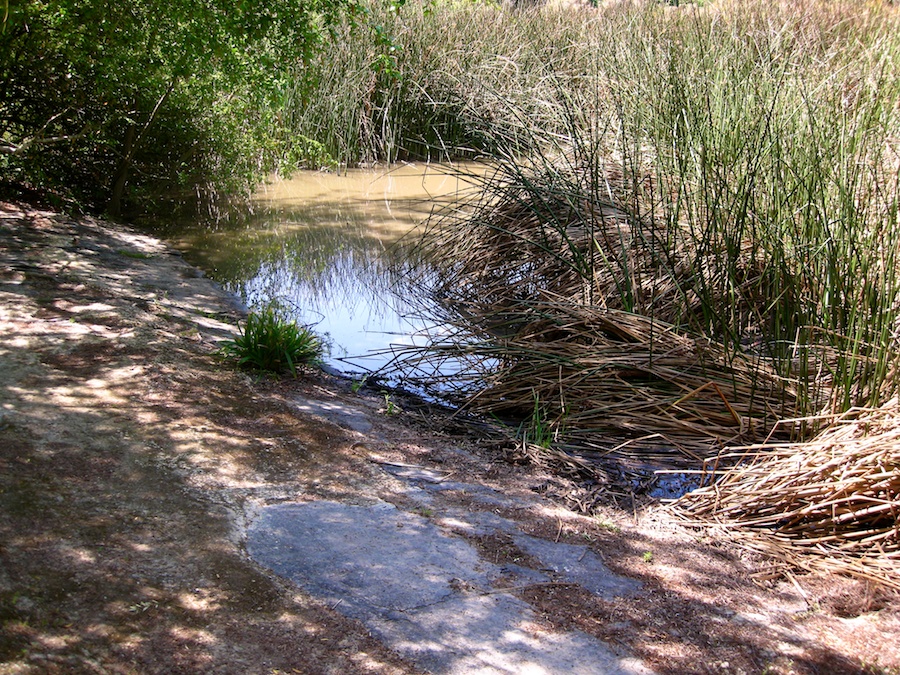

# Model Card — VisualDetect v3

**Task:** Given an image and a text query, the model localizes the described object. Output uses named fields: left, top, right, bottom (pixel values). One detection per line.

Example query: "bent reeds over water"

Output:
left=401, top=75, right=900, bottom=448
left=298, top=0, right=900, bottom=583
left=359, top=0, right=900, bottom=427
left=400, top=157, right=802, bottom=462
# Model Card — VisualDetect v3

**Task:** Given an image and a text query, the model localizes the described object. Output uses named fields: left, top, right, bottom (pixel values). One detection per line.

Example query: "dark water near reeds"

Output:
left=149, top=164, right=473, bottom=379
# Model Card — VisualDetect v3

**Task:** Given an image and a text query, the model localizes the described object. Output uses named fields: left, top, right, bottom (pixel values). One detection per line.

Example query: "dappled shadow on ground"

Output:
left=0, top=201, right=422, bottom=674
left=513, top=529, right=883, bottom=674
left=428, top=483, right=898, bottom=675
left=1, top=201, right=897, bottom=674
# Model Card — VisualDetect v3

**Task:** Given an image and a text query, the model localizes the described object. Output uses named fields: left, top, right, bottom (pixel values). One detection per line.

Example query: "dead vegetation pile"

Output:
left=393, top=159, right=898, bottom=588
left=670, top=404, right=900, bottom=589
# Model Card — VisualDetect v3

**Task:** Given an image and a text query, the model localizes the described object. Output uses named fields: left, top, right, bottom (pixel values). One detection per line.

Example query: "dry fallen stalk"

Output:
left=670, top=403, right=900, bottom=590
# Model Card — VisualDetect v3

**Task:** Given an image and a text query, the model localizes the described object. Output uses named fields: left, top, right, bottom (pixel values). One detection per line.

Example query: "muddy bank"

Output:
left=1, top=201, right=898, bottom=674
left=0, top=201, right=424, bottom=674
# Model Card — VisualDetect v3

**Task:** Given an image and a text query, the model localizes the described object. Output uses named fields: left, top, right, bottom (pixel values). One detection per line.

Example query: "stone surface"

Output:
left=247, top=500, right=650, bottom=675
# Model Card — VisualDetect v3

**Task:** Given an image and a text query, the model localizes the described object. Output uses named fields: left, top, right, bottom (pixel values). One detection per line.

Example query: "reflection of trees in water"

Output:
left=180, top=207, right=430, bottom=325
left=234, top=245, right=425, bottom=324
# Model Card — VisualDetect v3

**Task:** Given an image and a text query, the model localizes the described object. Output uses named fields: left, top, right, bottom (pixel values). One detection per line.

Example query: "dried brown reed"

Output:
left=424, top=167, right=695, bottom=322
left=448, top=300, right=793, bottom=460
left=670, top=403, right=900, bottom=589
left=400, top=162, right=801, bottom=466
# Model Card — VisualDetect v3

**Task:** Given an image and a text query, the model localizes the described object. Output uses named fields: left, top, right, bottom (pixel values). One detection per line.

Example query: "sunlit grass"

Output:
left=284, top=0, right=601, bottom=164
left=221, top=303, right=325, bottom=377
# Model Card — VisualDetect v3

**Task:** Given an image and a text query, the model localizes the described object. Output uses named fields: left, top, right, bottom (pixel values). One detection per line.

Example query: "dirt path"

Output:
left=1, top=201, right=898, bottom=674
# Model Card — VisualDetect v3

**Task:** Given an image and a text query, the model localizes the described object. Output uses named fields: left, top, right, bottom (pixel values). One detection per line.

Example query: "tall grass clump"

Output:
left=388, top=0, right=900, bottom=462
left=282, top=0, right=601, bottom=165
left=628, top=0, right=900, bottom=417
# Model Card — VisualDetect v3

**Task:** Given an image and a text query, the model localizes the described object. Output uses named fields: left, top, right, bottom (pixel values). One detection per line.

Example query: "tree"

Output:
left=0, top=0, right=357, bottom=215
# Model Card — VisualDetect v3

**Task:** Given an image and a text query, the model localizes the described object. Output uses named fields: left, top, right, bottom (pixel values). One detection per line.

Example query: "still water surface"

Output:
left=159, top=164, right=474, bottom=376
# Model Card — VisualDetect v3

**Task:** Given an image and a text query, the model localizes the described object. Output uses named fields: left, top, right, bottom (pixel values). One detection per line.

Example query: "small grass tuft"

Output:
left=595, top=519, right=621, bottom=534
left=351, top=375, right=369, bottom=394
left=518, top=392, right=556, bottom=449
left=220, top=303, right=324, bottom=377
left=380, top=392, right=401, bottom=416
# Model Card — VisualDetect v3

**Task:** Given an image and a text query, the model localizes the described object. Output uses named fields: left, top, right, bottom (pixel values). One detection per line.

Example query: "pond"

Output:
left=153, top=164, right=476, bottom=380
left=147, top=163, right=704, bottom=497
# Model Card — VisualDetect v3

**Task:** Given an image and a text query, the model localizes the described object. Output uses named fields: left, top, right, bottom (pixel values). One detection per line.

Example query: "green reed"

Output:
left=282, top=0, right=599, bottom=164
left=619, top=1, right=900, bottom=414
left=290, top=0, right=900, bottom=428
left=416, top=0, right=900, bottom=428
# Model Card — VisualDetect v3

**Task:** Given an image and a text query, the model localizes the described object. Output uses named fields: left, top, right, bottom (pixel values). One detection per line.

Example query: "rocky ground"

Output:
left=1, top=199, right=898, bottom=674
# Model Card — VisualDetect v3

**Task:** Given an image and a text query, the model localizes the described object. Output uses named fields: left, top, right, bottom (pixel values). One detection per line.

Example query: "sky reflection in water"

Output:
left=165, top=164, right=474, bottom=376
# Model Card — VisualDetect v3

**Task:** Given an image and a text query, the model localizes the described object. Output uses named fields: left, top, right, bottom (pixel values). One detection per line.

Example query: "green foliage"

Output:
left=518, top=392, right=557, bottom=449
left=116, top=249, right=153, bottom=260
left=276, top=135, right=339, bottom=175
left=0, top=0, right=357, bottom=215
left=381, top=392, right=400, bottom=415
left=594, top=519, right=621, bottom=534
left=221, top=304, right=324, bottom=377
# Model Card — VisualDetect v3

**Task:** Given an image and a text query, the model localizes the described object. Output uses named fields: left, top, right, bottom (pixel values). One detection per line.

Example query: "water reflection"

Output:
left=158, top=164, right=476, bottom=375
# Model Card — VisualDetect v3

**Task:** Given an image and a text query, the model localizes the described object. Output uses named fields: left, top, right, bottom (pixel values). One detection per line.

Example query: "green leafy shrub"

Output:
left=221, top=304, right=324, bottom=376
left=0, top=0, right=356, bottom=216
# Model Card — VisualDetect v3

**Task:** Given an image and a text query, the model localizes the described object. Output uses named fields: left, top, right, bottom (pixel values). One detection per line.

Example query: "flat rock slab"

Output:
left=292, top=397, right=374, bottom=433
left=247, top=500, right=651, bottom=675
left=513, top=534, right=640, bottom=599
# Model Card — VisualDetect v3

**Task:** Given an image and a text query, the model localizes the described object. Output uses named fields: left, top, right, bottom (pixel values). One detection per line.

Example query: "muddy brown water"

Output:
left=146, top=163, right=479, bottom=378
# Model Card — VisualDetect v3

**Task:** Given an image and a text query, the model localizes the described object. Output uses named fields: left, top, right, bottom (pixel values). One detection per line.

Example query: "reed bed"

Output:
left=283, top=0, right=601, bottom=164
left=301, top=0, right=900, bottom=579
left=393, top=152, right=809, bottom=461
left=670, top=403, right=900, bottom=589
left=392, top=0, right=899, bottom=411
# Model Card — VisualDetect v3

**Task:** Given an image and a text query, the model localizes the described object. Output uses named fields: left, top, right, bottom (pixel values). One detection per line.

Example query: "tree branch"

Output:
left=0, top=109, right=94, bottom=156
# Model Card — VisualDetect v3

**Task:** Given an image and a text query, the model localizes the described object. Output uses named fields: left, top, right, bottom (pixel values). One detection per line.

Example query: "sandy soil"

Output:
left=1, top=200, right=898, bottom=674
